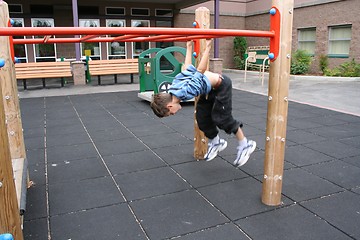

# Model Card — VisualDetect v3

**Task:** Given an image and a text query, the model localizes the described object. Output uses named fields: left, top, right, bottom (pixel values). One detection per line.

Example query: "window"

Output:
left=106, top=7, right=125, bottom=15
left=78, top=6, right=99, bottom=16
left=79, top=19, right=101, bottom=60
left=131, top=20, right=150, bottom=58
left=106, top=19, right=126, bottom=59
left=155, top=9, right=173, bottom=17
left=31, top=18, right=56, bottom=62
left=328, top=25, right=352, bottom=57
left=12, top=18, right=27, bottom=63
left=298, top=28, right=316, bottom=55
left=9, top=4, right=23, bottom=13
left=131, top=8, right=149, bottom=16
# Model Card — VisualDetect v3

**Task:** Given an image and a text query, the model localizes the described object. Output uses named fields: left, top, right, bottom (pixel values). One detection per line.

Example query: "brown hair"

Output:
left=150, top=93, right=172, bottom=118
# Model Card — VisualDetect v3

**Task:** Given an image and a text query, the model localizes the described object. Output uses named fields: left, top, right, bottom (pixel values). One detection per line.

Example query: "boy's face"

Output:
left=166, top=102, right=182, bottom=116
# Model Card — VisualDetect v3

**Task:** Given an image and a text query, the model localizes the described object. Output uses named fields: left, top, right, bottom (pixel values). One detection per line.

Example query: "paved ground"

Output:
left=20, top=71, right=360, bottom=239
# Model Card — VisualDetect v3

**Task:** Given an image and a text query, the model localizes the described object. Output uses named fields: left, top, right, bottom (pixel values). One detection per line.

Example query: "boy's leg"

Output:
left=196, top=94, right=227, bottom=161
left=233, top=127, right=257, bottom=167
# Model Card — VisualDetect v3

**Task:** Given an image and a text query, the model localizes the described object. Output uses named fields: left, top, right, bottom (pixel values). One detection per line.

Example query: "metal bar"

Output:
left=0, top=27, right=275, bottom=39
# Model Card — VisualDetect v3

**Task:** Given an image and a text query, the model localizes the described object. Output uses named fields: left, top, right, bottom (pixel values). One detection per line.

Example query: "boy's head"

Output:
left=150, top=92, right=182, bottom=118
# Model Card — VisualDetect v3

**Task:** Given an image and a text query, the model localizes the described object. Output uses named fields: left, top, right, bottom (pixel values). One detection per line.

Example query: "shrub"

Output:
left=319, top=54, right=328, bottom=74
left=290, top=50, right=312, bottom=75
left=233, top=37, right=247, bottom=69
left=324, top=59, right=360, bottom=77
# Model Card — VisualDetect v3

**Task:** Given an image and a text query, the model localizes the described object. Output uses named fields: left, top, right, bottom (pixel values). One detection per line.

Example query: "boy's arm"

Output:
left=183, top=41, right=193, bottom=70
left=196, top=39, right=212, bottom=74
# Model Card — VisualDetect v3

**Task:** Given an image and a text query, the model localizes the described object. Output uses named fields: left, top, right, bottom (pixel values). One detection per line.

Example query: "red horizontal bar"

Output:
left=0, top=26, right=275, bottom=39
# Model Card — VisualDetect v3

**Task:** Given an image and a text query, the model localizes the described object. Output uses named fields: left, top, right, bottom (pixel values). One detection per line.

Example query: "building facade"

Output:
left=6, top=0, right=360, bottom=72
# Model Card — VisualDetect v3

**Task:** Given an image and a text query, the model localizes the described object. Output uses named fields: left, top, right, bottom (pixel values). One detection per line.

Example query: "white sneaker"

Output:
left=204, top=139, right=228, bottom=161
left=233, top=140, right=256, bottom=167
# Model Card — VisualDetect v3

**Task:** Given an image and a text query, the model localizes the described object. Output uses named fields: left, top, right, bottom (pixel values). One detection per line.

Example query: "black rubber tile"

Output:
left=285, top=145, right=335, bottom=167
left=139, top=132, right=191, bottom=149
left=116, top=115, right=162, bottom=128
left=302, top=160, right=360, bottom=189
left=152, top=142, right=197, bottom=165
left=89, top=127, right=134, bottom=142
left=47, top=157, right=109, bottom=184
left=24, top=185, right=47, bottom=221
left=45, top=118, right=82, bottom=128
left=28, top=162, right=46, bottom=186
left=236, top=204, right=352, bottom=240
left=306, top=125, right=359, bottom=140
left=175, top=223, right=249, bottom=240
left=23, top=218, right=48, bottom=240
left=83, top=121, right=121, bottom=132
left=26, top=148, right=45, bottom=166
left=23, top=126, right=44, bottom=138
left=341, top=155, right=360, bottom=168
left=353, top=187, right=360, bottom=195
left=128, top=122, right=176, bottom=137
left=306, top=115, right=349, bottom=126
left=286, top=129, right=327, bottom=144
left=332, top=113, right=360, bottom=123
left=304, top=140, right=360, bottom=159
left=115, top=167, right=190, bottom=201
left=46, top=131, right=91, bottom=147
left=46, top=123, right=86, bottom=136
left=46, top=143, right=99, bottom=163
left=103, top=150, right=166, bottom=175
left=173, top=159, right=248, bottom=188
left=48, top=176, right=124, bottom=215
left=288, top=108, right=321, bottom=120
left=50, top=204, right=146, bottom=240
left=199, top=177, right=292, bottom=220
left=95, top=138, right=147, bottom=156
left=302, top=191, right=360, bottom=239
left=24, top=136, right=44, bottom=150
left=130, top=190, right=228, bottom=239
left=287, top=118, right=323, bottom=130
left=339, top=136, right=360, bottom=149
left=282, top=168, right=343, bottom=202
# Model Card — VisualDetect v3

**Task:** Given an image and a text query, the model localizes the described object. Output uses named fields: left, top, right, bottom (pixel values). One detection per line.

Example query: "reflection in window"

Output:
left=131, top=20, right=150, bottom=58
left=106, top=19, right=126, bottom=59
left=13, top=18, right=27, bottom=63
left=328, top=25, right=352, bottom=57
left=79, top=19, right=101, bottom=60
left=31, top=18, right=56, bottom=62
left=298, top=28, right=316, bottom=55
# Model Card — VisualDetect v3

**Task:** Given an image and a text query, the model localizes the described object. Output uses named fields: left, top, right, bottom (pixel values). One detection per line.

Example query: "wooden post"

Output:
left=193, top=7, right=210, bottom=160
left=0, top=2, right=25, bottom=239
left=262, top=0, right=294, bottom=206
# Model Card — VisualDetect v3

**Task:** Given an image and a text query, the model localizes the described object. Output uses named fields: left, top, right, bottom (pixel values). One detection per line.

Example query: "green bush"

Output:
left=233, top=37, right=247, bottom=69
left=319, top=54, right=328, bottom=74
left=324, top=59, right=360, bottom=77
left=290, top=50, right=312, bottom=75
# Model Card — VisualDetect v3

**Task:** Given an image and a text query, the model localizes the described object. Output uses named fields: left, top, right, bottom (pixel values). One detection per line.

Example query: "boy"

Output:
left=150, top=40, right=256, bottom=167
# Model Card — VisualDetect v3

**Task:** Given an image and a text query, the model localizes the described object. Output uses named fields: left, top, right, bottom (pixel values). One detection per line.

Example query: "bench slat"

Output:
left=15, top=62, right=72, bottom=89
left=88, top=59, right=139, bottom=85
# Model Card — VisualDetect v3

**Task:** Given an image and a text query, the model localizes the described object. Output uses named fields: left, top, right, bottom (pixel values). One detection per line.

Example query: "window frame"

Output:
left=106, top=19, right=126, bottom=60
left=31, top=18, right=57, bottom=62
left=12, top=18, right=28, bottom=63
left=328, top=25, right=352, bottom=58
left=297, top=27, right=316, bottom=56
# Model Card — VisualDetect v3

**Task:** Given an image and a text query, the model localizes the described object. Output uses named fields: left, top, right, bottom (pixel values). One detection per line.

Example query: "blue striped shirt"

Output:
left=168, top=64, right=211, bottom=101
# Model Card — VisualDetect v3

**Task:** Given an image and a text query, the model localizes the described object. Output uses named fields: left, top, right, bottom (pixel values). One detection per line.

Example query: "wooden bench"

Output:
left=88, top=59, right=139, bottom=85
left=15, top=62, right=72, bottom=90
left=244, top=46, right=270, bottom=85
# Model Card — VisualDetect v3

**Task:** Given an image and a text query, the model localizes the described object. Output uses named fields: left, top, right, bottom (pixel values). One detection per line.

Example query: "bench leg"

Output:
left=114, top=74, right=117, bottom=84
left=61, top=77, right=65, bottom=87
left=98, top=76, right=101, bottom=85
left=42, top=78, right=46, bottom=88
left=23, top=80, right=27, bottom=90
left=130, top=74, right=134, bottom=84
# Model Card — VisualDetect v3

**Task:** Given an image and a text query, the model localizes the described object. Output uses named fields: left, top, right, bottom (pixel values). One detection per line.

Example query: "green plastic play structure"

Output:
left=138, top=46, right=194, bottom=101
